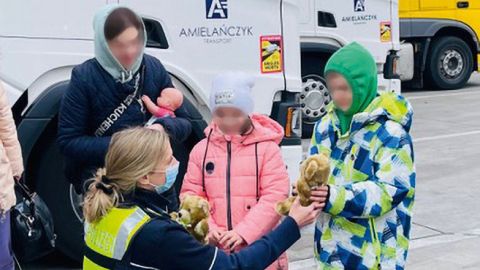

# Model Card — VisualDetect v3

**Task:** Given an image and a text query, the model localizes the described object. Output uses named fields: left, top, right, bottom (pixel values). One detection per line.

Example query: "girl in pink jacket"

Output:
left=0, top=81, right=24, bottom=269
left=181, top=72, right=290, bottom=270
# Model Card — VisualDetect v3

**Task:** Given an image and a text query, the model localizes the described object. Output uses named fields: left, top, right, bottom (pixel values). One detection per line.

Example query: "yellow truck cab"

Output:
left=400, top=0, right=480, bottom=89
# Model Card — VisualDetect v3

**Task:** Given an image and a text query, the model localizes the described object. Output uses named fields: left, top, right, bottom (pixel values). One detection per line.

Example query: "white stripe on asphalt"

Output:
left=413, top=130, right=480, bottom=142
left=410, top=232, right=480, bottom=250
left=406, top=90, right=480, bottom=100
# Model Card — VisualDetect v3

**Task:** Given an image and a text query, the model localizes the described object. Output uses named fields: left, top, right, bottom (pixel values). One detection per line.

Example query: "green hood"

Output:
left=324, top=42, right=378, bottom=134
left=93, top=5, right=147, bottom=83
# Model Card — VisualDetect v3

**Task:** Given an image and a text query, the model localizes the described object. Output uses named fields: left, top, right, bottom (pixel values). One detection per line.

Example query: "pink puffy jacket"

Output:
left=181, top=114, right=290, bottom=269
left=0, top=82, right=24, bottom=214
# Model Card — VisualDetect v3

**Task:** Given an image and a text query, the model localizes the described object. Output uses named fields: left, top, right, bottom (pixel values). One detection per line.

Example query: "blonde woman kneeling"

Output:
left=82, top=127, right=322, bottom=270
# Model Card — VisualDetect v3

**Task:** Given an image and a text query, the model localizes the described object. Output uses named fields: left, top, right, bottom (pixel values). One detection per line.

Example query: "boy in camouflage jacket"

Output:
left=311, top=42, right=416, bottom=270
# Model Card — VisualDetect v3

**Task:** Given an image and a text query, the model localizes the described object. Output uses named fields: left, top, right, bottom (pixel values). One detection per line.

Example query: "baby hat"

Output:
left=209, top=72, right=255, bottom=115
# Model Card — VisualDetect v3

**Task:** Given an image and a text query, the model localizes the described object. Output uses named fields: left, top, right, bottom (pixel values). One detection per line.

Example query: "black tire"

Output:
left=425, top=36, right=474, bottom=90
left=300, top=53, right=330, bottom=138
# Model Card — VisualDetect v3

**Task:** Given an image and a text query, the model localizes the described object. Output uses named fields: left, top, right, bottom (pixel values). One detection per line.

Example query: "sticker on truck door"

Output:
left=380, top=21, right=392, bottom=42
left=260, top=35, right=283, bottom=73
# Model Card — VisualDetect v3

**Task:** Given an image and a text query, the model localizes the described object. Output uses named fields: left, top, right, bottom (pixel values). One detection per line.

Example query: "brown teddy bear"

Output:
left=276, top=154, right=330, bottom=215
left=170, top=195, right=209, bottom=244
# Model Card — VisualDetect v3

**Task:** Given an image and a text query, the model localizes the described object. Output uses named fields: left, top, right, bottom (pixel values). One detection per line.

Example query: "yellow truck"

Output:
left=400, top=0, right=480, bottom=89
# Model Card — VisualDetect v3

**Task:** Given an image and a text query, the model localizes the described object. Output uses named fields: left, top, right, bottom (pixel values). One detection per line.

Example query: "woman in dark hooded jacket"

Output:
left=57, top=5, right=191, bottom=209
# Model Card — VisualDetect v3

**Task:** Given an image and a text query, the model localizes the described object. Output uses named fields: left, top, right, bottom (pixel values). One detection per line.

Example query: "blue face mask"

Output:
left=151, top=162, right=179, bottom=194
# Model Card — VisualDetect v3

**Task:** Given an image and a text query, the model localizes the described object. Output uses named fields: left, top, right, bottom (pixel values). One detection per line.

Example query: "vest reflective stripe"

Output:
left=113, top=208, right=149, bottom=259
left=84, top=207, right=151, bottom=269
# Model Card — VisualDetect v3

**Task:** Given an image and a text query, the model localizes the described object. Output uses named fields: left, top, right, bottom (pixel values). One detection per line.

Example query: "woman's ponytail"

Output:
left=83, top=169, right=121, bottom=223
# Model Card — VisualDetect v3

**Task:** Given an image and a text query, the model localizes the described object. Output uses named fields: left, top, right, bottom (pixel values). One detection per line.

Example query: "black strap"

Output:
left=14, top=176, right=36, bottom=215
left=201, top=129, right=213, bottom=193
left=14, top=177, right=33, bottom=200
left=94, top=65, right=146, bottom=137
left=84, top=245, right=119, bottom=269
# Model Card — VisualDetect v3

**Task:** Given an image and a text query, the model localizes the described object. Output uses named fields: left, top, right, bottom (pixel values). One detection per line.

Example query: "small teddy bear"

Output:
left=142, top=88, right=184, bottom=118
left=276, top=154, right=330, bottom=215
left=170, top=195, right=209, bottom=244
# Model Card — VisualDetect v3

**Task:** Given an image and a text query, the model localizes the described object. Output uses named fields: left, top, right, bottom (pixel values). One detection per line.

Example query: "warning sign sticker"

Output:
left=380, top=21, right=392, bottom=43
left=260, top=35, right=283, bottom=73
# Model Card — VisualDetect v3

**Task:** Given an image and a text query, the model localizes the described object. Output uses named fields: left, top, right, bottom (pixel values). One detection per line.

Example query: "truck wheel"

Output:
left=300, top=54, right=331, bottom=138
left=28, top=118, right=84, bottom=262
left=425, top=36, right=473, bottom=90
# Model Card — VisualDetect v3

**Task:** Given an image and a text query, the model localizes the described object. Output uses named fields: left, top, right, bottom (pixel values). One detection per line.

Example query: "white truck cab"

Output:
left=0, top=0, right=303, bottom=260
left=297, top=0, right=413, bottom=137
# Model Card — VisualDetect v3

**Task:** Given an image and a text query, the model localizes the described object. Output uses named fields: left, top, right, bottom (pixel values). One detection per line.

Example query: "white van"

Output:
left=0, top=0, right=303, bottom=260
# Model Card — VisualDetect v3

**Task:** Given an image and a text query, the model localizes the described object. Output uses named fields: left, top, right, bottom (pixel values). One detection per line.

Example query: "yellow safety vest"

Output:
left=83, top=206, right=152, bottom=270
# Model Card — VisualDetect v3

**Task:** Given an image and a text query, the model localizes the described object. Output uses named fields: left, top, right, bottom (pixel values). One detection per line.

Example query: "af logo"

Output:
left=206, top=0, right=228, bottom=19
left=354, top=0, right=366, bottom=12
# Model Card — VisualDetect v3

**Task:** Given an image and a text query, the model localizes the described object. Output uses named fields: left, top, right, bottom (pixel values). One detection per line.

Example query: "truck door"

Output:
left=455, top=0, right=480, bottom=70
left=455, top=0, right=480, bottom=43
left=399, top=0, right=419, bottom=14
left=419, top=0, right=457, bottom=10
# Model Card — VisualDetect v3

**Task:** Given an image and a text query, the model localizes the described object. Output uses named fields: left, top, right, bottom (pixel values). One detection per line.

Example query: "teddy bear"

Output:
left=170, top=195, right=209, bottom=244
left=142, top=88, right=184, bottom=118
left=276, top=153, right=330, bottom=215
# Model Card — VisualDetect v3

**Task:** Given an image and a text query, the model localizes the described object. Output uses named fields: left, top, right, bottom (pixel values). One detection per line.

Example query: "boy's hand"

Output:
left=218, top=230, right=246, bottom=251
left=310, top=185, right=329, bottom=209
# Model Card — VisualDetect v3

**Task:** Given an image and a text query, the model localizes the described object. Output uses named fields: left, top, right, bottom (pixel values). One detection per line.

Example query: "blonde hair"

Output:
left=83, top=127, right=170, bottom=223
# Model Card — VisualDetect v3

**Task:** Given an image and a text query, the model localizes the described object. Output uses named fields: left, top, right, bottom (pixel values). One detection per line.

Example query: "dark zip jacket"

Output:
left=57, top=54, right=191, bottom=200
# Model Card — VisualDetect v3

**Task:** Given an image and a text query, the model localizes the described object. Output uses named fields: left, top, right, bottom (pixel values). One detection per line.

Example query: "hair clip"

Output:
left=96, top=182, right=114, bottom=195
left=101, top=175, right=112, bottom=184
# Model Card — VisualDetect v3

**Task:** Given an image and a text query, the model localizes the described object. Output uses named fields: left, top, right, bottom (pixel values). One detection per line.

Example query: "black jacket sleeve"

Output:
left=57, top=68, right=111, bottom=167
left=154, top=104, right=192, bottom=143
left=131, top=216, right=301, bottom=270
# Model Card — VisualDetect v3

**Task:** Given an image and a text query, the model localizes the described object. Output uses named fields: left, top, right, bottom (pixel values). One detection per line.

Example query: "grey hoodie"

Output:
left=93, top=5, right=147, bottom=83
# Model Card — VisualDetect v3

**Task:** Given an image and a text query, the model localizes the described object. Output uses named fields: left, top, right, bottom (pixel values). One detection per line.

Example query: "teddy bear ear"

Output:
left=304, top=160, right=319, bottom=179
